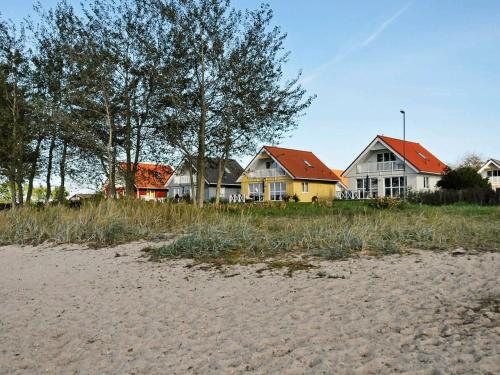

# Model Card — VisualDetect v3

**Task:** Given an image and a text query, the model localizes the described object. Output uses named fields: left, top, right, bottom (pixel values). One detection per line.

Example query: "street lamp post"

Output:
left=400, top=110, right=406, bottom=200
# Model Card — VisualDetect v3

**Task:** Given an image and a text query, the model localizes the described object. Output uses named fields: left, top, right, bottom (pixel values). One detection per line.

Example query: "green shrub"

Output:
left=437, top=167, right=491, bottom=190
left=368, top=196, right=406, bottom=209
left=407, top=188, right=499, bottom=206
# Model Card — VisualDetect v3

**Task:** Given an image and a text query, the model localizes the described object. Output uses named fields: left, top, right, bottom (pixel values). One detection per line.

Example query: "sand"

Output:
left=0, top=243, right=499, bottom=375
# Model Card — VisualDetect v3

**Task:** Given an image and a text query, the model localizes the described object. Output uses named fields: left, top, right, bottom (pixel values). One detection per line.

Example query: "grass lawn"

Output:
left=1, top=200, right=498, bottom=264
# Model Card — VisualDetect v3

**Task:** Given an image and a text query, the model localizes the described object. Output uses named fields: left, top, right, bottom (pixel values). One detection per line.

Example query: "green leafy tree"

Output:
left=0, top=181, right=11, bottom=202
left=31, top=1, right=83, bottom=204
left=156, top=0, right=314, bottom=205
left=437, top=167, right=491, bottom=190
left=0, top=21, right=38, bottom=206
left=211, top=4, right=314, bottom=203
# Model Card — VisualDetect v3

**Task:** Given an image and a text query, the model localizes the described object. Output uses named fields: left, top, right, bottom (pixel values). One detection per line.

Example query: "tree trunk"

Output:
left=26, top=136, right=43, bottom=204
left=196, top=41, right=206, bottom=208
left=45, top=133, right=56, bottom=203
left=188, top=160, right=195, bottom=204
left=109, top=145, right=117, bottom=199
left=214, top=158, right=225, bottom=205
left=124, top=151, right=135, bottom=198
left=9, top=177, right=17, bottom=208
left=124, top=70, right=135, bottom=198
left=17, top=179, right=24, bottom=206
left=57, top=141, right=68, bottom=204
left=215, top=127, right=232, bottom=205
left=104, top=96, right=116, bottom=199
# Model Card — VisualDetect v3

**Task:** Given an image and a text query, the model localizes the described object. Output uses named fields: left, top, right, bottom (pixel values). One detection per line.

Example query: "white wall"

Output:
left=344, top=144, right=442, bottom=196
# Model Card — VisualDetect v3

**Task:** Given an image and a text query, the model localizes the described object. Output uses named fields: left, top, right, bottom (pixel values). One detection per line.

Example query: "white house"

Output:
left=478, top=159, right=500, bottom=193
left=339, top=135, right=447, bottom=199
left=166, top=157, right=243, bottom=201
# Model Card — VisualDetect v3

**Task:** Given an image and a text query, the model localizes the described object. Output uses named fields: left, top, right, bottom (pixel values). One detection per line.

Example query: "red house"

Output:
left=107, top=163, right=174, bottom=201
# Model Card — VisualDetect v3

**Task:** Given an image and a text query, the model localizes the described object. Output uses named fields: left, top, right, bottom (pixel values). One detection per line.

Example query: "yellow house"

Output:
left=237, top=146, right=341, bottom=202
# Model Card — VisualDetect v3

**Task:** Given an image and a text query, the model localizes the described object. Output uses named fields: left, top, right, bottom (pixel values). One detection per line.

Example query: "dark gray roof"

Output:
left=493, top=159, right=500, bottom=166
left=203, top=158, right=243, bottom=185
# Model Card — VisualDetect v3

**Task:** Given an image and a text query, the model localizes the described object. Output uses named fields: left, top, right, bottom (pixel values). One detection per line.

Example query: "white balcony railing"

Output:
left=356, top=161, right=405, bottom=174
left=171, top=175, right=196, bottom=185
left=247, top=168, right=286, bottom=178
left=336, top=189, right=378, bottom=200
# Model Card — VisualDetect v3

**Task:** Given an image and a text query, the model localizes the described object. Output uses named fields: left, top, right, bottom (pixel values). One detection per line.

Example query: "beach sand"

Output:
left=0, top=243, right=499, bottom=374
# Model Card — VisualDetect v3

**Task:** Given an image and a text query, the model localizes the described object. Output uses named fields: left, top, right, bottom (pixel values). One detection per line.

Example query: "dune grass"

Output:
left=1, top=200, right=499, bottom=261
left=149, top=206, right=500, bottom=263
left=0, top=200, right=205, bottom=246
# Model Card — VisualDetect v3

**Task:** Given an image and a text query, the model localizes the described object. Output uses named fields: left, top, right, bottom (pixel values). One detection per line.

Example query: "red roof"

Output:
left=119, top=163, right=173, bottom=189
left=263, top=146, right=340, bottom=181
left=378, top=135, right=447, bottom=174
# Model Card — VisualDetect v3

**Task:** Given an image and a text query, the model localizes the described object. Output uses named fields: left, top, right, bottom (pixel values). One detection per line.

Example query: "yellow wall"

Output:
left=240, top=176, right=336, bottom=203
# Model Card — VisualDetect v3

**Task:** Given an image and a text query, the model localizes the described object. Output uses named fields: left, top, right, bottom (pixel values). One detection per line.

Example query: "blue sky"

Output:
left=2, top=0, right=500, bottom=172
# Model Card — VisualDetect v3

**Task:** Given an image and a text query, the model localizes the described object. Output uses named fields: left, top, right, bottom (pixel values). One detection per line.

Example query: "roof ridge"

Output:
left=378, top=134, right=421, bottom=146
left=264, top=145, right=314, bottom=154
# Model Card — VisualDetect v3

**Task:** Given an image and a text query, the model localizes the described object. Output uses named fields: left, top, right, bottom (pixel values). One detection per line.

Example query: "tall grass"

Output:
left=151, top=207, right=500, bottom=262
left=0, top=200, right=206, bottom=246
left=1, top=200, right=499, bottom=258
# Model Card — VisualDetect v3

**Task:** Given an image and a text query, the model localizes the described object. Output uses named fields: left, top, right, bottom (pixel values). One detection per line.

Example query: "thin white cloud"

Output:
left=300, top=2, right=413, bottom=85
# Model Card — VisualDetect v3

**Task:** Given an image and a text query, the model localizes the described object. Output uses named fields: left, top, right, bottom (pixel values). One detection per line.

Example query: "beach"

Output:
left=1, top=243, right=499, bottom=374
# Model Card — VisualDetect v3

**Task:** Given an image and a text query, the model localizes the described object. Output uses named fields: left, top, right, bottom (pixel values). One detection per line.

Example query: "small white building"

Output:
left=340, top=135, right=447, bottom=199
left=478, top=159, right=500, bottom=193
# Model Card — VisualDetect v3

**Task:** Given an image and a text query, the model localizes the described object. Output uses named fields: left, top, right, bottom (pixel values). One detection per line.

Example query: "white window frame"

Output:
left=356, top=178, right=378, bottom=198
left=269, top=182, right=286, bottom=201
left=423, top=176, right=429, bottom=189
left=302, top=182, right=309, bottom=193
left=384, top=176, right=406, bottom=198
left=377, top=152, right=396, bottom=162
left=248, top=183, right=264, bottom=202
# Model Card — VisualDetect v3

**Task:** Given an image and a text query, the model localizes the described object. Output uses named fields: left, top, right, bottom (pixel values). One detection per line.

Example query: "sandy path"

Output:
left=0, top=243, right=499, bottom=375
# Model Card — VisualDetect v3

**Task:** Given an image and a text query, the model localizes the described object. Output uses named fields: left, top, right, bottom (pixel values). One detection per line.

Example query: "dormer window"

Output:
left=304, top=160, right=313, bottom=167
left=224, top=167, right=231, bottom=174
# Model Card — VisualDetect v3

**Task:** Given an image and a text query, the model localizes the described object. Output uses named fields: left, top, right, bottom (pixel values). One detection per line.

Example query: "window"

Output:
left=302, top=182, right=309, bottom=193
left=265, top=161, right=272, bottom=169
left=304, top=160, right=313, bottom=167
left=224, top=167, right=231, bottom=174
left=270, top=182, right=286, bottom=201
left=384, top=177, right=406, bottom=198
left=172, top=188, right=181, bottom=197
left=487, top=171, right=492, bottom=177
left=417, top=151, right=428, bottom=160
left=356, top=178, right=378, bottom=198
left=377, top=152, right=396, bottom=162
left=423, top=177, right=429, bottom=188
left=249, top=183, right=264, bottom=202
